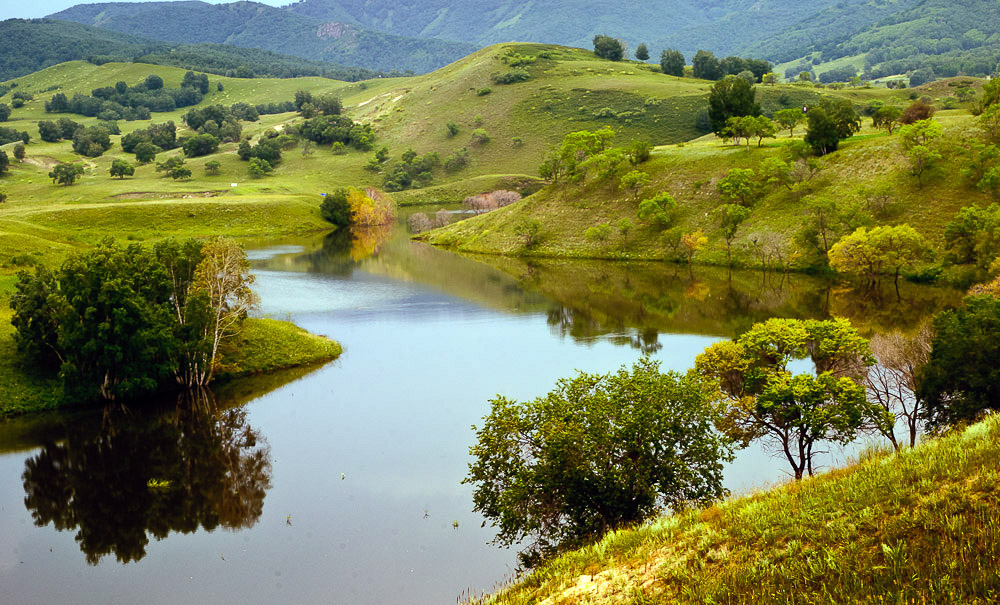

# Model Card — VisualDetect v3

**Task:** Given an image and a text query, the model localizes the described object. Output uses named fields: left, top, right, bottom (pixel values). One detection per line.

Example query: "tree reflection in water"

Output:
left=22, top=389, right=271, bottom=565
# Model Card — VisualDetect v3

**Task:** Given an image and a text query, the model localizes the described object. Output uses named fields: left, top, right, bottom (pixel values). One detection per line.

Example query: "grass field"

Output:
left=467, top=415, right=1000, bottom=604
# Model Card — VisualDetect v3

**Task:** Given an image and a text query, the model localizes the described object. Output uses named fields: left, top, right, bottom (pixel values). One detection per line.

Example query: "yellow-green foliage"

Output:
left=215, top=318, right=341, bottom=380
left=473, top=416, right=1000, bottom=604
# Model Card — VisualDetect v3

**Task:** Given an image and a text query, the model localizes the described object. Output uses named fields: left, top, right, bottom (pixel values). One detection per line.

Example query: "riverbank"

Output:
left=470, top=415, right=1000, bottom=604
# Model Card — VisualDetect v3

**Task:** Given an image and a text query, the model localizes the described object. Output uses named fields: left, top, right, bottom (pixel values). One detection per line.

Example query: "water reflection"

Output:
left=21, top=389, right=271, bottom=565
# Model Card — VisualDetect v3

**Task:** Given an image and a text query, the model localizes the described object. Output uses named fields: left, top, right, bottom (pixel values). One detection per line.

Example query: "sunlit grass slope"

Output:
left=473, top=416, right=1000, bottom=604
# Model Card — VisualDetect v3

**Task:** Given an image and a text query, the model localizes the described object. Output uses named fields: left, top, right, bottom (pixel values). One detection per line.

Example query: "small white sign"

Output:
left=231, top=183, right=238, bottom=187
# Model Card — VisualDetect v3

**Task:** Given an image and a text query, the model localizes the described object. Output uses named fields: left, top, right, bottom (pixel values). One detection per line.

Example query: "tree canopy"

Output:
left=707, top=76, right=761, bottom=136
left=465, top=358, right=732, bottom=567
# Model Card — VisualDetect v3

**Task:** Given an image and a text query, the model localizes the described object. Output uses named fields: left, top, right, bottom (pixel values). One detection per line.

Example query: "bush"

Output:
left=471, top=129, right=491, bottom=145
left=490, top=69, right=531, bottom=85
left=476, top=87, right=492, bottom=96
left=444, top=148, right=469, bottom=172
left=320, top=189, right=351, bottom=227
left=182, top=133, right=220, bottom=157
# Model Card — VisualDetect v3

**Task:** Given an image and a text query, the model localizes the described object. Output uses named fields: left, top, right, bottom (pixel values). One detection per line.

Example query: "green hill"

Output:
left=49, top=1, right=478, bottom=74
left=466, top=415, right=1000, bottom=604
left=0, top=18, right=384, bottom=81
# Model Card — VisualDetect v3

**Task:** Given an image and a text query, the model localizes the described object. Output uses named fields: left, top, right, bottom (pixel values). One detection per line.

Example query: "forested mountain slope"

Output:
left=0, top=18, right=383, bottom=81
left=49, top=1, right=477, bottom=74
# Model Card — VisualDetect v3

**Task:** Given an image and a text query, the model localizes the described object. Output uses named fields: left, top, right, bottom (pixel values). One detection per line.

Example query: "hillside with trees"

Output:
left=48, top=2, right=477, bottom=74
left=0, top=18, right=384, bottom=81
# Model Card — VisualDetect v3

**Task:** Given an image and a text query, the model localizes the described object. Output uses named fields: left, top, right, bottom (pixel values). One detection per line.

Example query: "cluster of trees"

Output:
left=366, top=147, right=441, bottom=192
left=538, top=127, right=652, bottom=185
left=121, top=122, right=178, bottom=164
left=298, top=114, right=375, bottom=151
left=0, top=125, right=30, bottom=146
left=692, top=50, right=772, bottom=82
left=183, top=103, right=260, bottom=143
left=10, top=238, right=257, bottom=403
left=293, top=90, right=342, bottom=118
left=320, top=187, right=396, bottom=228
left=45, top=72, right=208, bottom=120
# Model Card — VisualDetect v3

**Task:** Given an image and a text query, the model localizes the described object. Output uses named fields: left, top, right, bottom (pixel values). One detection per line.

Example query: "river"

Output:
left=0, top=216, right=963, bottom=604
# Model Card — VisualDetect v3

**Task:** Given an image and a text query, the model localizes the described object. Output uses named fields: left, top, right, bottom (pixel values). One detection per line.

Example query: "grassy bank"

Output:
left=421, top=109, right=989, bottom=275
left=0, top=310, right=341, bottom=419
left=473, top=416, right=1000, bottom=604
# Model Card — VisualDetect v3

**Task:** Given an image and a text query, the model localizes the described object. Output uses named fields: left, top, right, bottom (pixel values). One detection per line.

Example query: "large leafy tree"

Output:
left=707, top=76, right=761, bottom=136
left=692, top=49, right=722, bottom=80
left=919, top=295, right=1000, bottom=429
left=828, top=224, right=927, bottom=290
left=659, top=49, right=685, bottom=77
left=695, top=318, right=877, bottom=480
left=592, top=35, right=625, bottom=61
left=465, top=358, right=733, bottom=567
left=804, top=98, right=861, bottom=155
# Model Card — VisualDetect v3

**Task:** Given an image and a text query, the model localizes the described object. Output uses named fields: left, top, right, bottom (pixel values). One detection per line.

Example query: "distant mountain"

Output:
left=282, top=0, right=858, bottom=59
left=49, top=1, right=478, bottom=74
left=0, top=18, right=384, bottom=81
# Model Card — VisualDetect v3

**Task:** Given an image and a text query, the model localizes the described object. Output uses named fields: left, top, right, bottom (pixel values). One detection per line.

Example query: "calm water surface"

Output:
left=0, top=219, right=963, bottom=604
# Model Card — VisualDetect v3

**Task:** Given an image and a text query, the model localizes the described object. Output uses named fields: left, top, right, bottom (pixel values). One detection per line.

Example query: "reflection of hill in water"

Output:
left=253, top=228, right=965, bottom=346
left=22, top=390, right=271, bottom=565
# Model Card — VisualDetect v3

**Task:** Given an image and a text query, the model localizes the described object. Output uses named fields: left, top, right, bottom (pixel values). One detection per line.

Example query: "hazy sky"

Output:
left=2, top=0, right=287, bottom=20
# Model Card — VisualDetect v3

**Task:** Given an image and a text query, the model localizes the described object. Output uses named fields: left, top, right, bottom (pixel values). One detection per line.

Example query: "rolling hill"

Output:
left=0, top=18, right=385, bottom=81
left=49, top=1, right=478, bottom=74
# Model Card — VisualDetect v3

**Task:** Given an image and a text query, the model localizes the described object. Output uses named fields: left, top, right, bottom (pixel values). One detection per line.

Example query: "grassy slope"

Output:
left=422, top=103, right=987, bottom=271
left=474, top=416, right=1000, bottom=604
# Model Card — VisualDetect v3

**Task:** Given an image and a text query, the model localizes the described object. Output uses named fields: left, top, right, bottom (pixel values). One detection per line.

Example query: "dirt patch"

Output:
left=110, top=190, right=228, bottom=200
left=22, top=156, right=60, bottom=170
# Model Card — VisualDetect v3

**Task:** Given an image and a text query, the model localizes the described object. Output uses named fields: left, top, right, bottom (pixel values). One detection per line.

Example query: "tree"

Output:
left=692, top=50, right=722, bottom=80
left=13, top=142, right=25, bottom=160
left=717, top=168, right=762, bottom=207
left=71, top=126, right=112, bottom=158
left=900, top=99, right=935, bottom=125
left=0, top=150, right=7, bottom=175
left=716, top=203, right=751, bottom=266
left=619, top=170, right=650, bottom=200
left=708, top=76, right=761, bottom=136
left=634, top=43, right=649, bottom=61
left=182, top=133, right=219, bottom=157
left=904, top=144, right=941, bottom=187
left=872, top=106, right=903, bottom=135
left=773, top=108, right=804, bottom=137
left=320, top=188, right=351, bottom=227
left=170, top=165, right=192, bottom=180
left=204, top=160, right=221, bottom=175
left=828, top=224, right=928, bottom=290
left=695, top=318, right=875, bottom=480
left=919, top=295, right=1000, bottom=430
left=49, top=162, right=84, bottom=186
left=313, top=94, right=342, bottom=116
left=898, top=119, right=943, bottom=149
left=660, top=49, right=685, bottom=77
left=464, top=358, right=732, bottom=566
left=126, top=141, right=153, bottom=165
left=189, top=238, right=258, bottom=385
left=144, top=74, right=164, bottom=90
left=592, top=35, right=624, bottom=61
left=247, top=157, right=272, bottom=178
left=0, top=103, right=10, bottom=122
left=866, top=325, right=932, bottom=449
left=680, top=230, right=707, bottom=266
left=109, top=159, right=134, bottom=179
left=445, top=121, right=459, bottom=137
left=617, top=217, right=634, bottom=245
left=805, top=99, right=861, bottom=155
left=637, top=192, right=676, bottom=230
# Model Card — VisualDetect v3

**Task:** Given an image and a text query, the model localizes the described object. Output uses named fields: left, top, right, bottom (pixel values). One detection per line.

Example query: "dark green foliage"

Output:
left=382, top=149, right=440, bottom=191
left=298, top=114, right=375, bottom=150
left=181, top=71, right=209, bottom=94
left=491, top=69, right=531, bottom=84
left=0, top=150, right=7, bottom=176
left=144, top=74, right=163, bottom=90
left=660, top=49, right=685, bottom=77
left=465, top=358, right=732, bottom=567
left=805, top=98, right=861, bottom=155
left=71, top=126, right=112, bottom=158
left=920, top=296, right=1000, bottom=429
left=635, top=43, right=649, bottom=61
left=237, top=138, right=283, bottom=165
left=320, top=188, right=351, bottom=227
left=184, top=104, right=258, bottom=132
left=109, top=158, right=135, bottom=179
left=443, top=148, right=469, bottom=172
left=247, top=158, right=272, bottom=178
left=13, top=142, right=25, bottom=160
left=0, top=104, right=10, bottom=122
left=818, top=65, right=857, bottom=84
left=692, top=50, right=722, bottom=80
left=38, top=119, right=79, bottom=143
left=707, top=76, right=761, bottom=135
left=46, top=74, right=202, bottom=119
left=313, top=94, right=342, bottom=116
left=134, top=142, right=157, bottom=165
left=446, top=122, right=459, bottom=137
left=48, top=163, right=85, bottom=186
left=182, top=133, right=220, bottom=157
left=0, top=126, right=29, bottom=146
left=122, top=122, right=177, bottom=153
left=592, top=35, right=625, bottom=61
